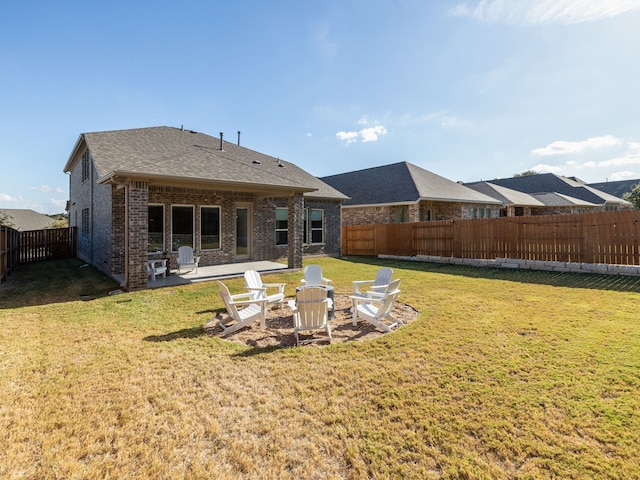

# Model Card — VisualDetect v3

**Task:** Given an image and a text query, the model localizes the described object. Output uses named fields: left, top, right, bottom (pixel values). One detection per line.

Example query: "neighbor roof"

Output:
left=529, top=192, right=599, bottom=208
left=63, top=126, right=348, bottom=200
left=465, top=181, right=545, bottom=206
left=488, top=173, right=631, bottom=206
left=0, top=209, right=56, bottom=231
left=588, top=179, right=639, bottom=199
left=320, top=162, right=501, bottom=206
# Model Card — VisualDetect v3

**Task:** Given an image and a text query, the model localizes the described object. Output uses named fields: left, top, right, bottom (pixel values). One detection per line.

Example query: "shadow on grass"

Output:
left=340, top=256, right=640, bottom=293
left=143, top=326, right=206, bottom=342
left=0, top=258, right=121, bottom=309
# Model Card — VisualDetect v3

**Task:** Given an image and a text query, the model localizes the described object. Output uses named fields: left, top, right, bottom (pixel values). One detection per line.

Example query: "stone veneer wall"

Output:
left=380, top=254, right=640, bottom=277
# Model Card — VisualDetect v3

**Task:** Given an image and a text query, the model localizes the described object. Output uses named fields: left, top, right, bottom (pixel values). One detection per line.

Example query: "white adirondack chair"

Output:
left=300, top=265, right=331, bottom=287
left=177, top=246, right=200, bottom=274
left=352, top=267, right=393, bottom=298
left=288, top=286, right=332, bottom=346
left=244, top=270, right=285, bottom=309
left=350, top=279, right=402, bottom=333
left=147, top=259, right=168, bottom=282
left=216, top=280, right=268, bottom=336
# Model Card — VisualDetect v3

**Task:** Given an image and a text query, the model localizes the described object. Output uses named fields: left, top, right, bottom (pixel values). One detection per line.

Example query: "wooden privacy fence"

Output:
left=20, top=227, right=77, bottom=263
left=342, top=210, right=640, bottom=266
left=1, top=225, right=20, bottom=285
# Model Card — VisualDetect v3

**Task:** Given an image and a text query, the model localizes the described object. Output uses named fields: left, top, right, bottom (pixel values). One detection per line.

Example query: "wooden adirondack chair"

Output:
left=216, top=280, right=268, bottom=336
left=352, top=267, right=393, bottom=298
left=300, top=265, right=331, bottom=287
left=244, top=270, right=285, bottom=309
left=147, top=259, right=167, bottom=282
left=288, top=286, right=332, bottom=346
left=177, top=246, right=200, bottom=274
left=350, top=279, right=402, bottom=333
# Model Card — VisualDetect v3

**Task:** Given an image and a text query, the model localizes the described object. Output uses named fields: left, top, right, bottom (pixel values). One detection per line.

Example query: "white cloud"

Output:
left=0, top=193, right=18, bottom=202
left=336, top=131, right=360, bottom=144
left=609, top=170, right=638, bottom=181
left=531, top=135, right=621, bottom=156
left=530, top=163, right=563, bottom=174
left=31, top=185, right=64, bottom=193
left=360, top=126, right=388, bottom=142
left=336, top=125, right=388, bottom=144
left=451, top=0, right=640, bottom=25
left=50, top=198, right=67, bottom=208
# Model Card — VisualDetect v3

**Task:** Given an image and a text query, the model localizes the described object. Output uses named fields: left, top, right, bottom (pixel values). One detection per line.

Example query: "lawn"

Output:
left=1, top=257, right=639, bottom=479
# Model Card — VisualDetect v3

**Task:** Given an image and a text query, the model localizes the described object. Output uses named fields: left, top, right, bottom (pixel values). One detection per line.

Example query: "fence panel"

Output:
left=342, top=210, right=640, bottom=266
left=19, top=227, right=77, bottom=263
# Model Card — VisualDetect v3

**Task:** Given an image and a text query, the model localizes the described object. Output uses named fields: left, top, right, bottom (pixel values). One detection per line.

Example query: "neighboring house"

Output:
left=464, top=182, right=546, bottom=216
left=485, top=173, right=632, bottom=212
left=63, top=126, right=348, bottom=291
left=588, top=179, right=640, bottom=199
left=465, top=181, right=601, bottom=216
left=320, top=162, right=502, bottom=226
left=0, top=209, right=56, bottom=231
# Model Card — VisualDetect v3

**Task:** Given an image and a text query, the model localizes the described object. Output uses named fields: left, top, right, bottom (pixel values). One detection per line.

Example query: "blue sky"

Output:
left=2, top=0, right=640, bottom=214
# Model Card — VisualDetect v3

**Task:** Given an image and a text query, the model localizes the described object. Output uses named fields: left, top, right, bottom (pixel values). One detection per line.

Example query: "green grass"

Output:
left=1, top=257, right=639, bottom=479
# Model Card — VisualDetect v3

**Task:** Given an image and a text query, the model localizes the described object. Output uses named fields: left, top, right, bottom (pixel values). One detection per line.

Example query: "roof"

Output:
left=487, top=173, right=631, bottom=206
left=64, top=126, right=348, bottom=201
left=320, top=162, right=501, bottom=206
left=588, top=179, right=640, bottom=198
left=465, top=182, right=545, bottom=206
left=529, top=192, right=599, bottom=207
left=0, top=209, right=56, bottom=231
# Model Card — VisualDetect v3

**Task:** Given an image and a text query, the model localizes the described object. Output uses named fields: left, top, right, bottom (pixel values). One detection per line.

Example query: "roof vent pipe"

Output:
left=237, top=130, right=241, bottom=146
left=220, top=132, right=224, bottom=150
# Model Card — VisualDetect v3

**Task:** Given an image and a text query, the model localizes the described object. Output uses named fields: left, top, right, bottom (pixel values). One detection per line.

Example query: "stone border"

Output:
left=380, top=254, right=640, bottom=277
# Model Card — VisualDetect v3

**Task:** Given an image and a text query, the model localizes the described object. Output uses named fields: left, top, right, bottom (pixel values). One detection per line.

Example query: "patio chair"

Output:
left=244, top=270, right=285, bottom=309
left=352, top=267, right=393, bottom=298
left=177, top=246, right=200, bottom=274
left=288, top=286, right=332, bottom=346
left=216, top=280, right=268, bottom=336
left=147, top=259, right=167, bottom=282
left=300, top=264, right=331, bottom=287
left=350, top=279, right=402, bottom=333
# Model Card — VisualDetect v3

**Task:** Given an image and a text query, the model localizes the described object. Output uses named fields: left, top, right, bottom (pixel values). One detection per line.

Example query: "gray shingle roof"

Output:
left=488, top=173, right=630, bottom=206
left=588, top=179, right=640, bottom=199
left=0, top=209, right=56, bottom=231
left=320, top=162, right=501, bottom=206
left=530, top=192, right=599, bottom=207
left=464, top=182, right=545, bottom=206
left=64, top=127, right=348, bottom=200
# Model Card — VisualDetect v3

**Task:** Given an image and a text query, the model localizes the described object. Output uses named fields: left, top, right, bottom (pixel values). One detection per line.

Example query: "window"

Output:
left=81, top=150, right=90, bottom=183
left=394, top=206, right=409, bottom=223
left=310, top=209, right=324, bottom=243
left=81, top=208, right=89, bottom=238
left=171, top=205, right=194, bottom=251
left=419, top=206, right=432, bottom=222
left=148, top=205, right=164, bottom=253
left=201, top=206, right=221, bottom=250
left=276, top=208, right=288, bottom=245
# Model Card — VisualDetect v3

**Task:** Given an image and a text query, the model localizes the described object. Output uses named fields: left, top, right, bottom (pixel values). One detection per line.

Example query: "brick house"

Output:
left=63, top=126, right=348, bottom=291
left=483, top=173, right=632, bottom=212
left=320, top=162, right=502, bottom=226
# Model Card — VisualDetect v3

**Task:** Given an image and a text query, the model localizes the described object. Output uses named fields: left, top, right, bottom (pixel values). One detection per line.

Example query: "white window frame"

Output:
left=148, top=204, right=165, bottom=253
left=200, top=205, right=221, bottom=251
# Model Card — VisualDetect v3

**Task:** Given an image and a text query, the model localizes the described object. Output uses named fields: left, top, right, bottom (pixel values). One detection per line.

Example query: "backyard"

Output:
left=1, top=256, right=639, bottom=479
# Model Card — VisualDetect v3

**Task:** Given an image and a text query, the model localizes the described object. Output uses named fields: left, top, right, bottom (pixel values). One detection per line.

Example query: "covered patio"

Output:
left=118, top=260, right=289, bottom=289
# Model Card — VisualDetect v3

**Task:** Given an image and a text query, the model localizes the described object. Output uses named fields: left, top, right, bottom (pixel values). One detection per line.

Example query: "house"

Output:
left=320, top=162, right=502, bottom=225
left=63, top=126, right=348, bottom=291
left=465, top=181, right=601, bottom=216
left=484, top=173, right=632, bottom=212
left=0, top=209, right=56, bottom=231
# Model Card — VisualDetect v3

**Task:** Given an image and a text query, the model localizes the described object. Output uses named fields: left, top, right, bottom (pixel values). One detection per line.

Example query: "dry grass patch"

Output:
left=1, top=258, right=640, bottom=479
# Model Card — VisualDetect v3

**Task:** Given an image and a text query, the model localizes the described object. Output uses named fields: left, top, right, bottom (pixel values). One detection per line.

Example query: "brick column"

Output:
left=126, top=180, right=149, bottom=291
left=288, top=193, right=303, bottom=269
